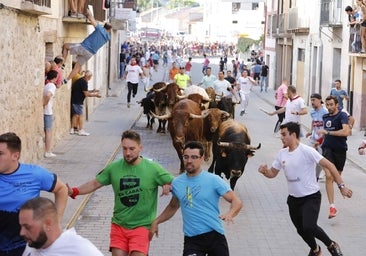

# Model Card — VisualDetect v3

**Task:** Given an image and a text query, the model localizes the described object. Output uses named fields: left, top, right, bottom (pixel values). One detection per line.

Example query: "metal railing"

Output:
left=24, top=0, right=50, bottom=8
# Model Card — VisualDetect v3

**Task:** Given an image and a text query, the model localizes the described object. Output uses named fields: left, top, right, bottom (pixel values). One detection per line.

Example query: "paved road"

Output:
left=40, top=58, right=366, bottom=255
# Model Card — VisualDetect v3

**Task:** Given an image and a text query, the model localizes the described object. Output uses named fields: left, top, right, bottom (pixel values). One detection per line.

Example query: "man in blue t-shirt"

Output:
left=62, top=8, right=112, bottom=84
left=150, top=141, right=242, bottom=256
left=317, top=95, right=351, bottom=220
left=330, top=79, right=349, bottom=111
left=0, top=132, right=68, bottom=255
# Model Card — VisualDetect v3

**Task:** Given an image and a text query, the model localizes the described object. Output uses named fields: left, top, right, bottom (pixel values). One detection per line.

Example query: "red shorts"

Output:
left=110, top=223, right=150, bottom=255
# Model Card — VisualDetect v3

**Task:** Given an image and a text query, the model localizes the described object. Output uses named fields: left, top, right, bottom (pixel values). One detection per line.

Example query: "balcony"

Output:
left=63, top=0, right=107, bottom=24
left=287, top=7, right=309, bottom=34
left=320, top=0, right=342, bottom=27
left=270, top=14, right=278, bottom=35
left=20, top=0, right=52, bottom=16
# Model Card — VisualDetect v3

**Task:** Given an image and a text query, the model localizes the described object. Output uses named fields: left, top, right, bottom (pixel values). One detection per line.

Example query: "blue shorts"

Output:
left=71, top=104, right=84, bottom=115
left=44, top=114, right=53, bottom=130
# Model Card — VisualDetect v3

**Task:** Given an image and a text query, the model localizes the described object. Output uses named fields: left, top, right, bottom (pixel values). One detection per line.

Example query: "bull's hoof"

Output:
left=160, top=130, right=166, bottom=134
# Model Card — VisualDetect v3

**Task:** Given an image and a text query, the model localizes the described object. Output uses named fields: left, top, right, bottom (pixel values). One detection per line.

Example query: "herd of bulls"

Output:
left=138, top=82, right=261, bottom=189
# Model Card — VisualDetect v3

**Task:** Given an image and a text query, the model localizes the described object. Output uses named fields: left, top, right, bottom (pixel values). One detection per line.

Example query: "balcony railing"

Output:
left=271, top=14, right=278, bottom=35
left=320, top=0, right=342, bottom=27
left=288, top=7, right=309, bottom=33
left=21, top=0, right=52, bottom=15
left=278, top=13, right=288, bottom=34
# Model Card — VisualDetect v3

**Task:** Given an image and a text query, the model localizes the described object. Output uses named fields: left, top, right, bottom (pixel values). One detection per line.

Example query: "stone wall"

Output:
left=0, top=7, right=115, bottom=163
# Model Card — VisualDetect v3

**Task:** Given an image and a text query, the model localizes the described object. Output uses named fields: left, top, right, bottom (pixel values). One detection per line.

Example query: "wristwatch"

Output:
left=337, top=183, right=345, bottom=189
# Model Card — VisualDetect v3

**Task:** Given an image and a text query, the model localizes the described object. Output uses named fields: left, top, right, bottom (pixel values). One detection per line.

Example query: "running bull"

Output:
left=208, top=119, right=261, bottom=189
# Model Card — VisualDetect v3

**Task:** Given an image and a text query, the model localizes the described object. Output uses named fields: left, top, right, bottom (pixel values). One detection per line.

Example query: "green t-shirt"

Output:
left=96, top=157, right=174, bottom=229
left=174, top=73, right=190, bottom=89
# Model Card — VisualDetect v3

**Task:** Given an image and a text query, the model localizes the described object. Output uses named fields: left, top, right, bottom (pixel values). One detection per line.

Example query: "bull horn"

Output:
left=217, top=141, right=232, bottom=147
left=153, top=84, right=168, bottom=92
left=248, top=143, right=261, bottom=150
left=202, top=95, right=212, bottom=102
left=176, top=94, right=187, bottom=100
left=221, top=110, right=230, bottom=117
left=189, top=110, right=210, bottom=119
left=150, top=111, right=171, bottom=120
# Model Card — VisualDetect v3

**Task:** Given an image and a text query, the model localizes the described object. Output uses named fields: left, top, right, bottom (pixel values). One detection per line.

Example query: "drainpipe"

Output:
left=106, top=2, right=115, bottom=97
left=318, top=27, right=323, bottom=94
left=348, top=62, right=353, bottom=115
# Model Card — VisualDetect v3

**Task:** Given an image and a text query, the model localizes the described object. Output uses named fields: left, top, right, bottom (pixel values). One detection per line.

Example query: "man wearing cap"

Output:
left=317, top=95, right=351, bottom=219
left=305, top=93, right=328, bottom=180
left=174, top=66, right=192, bottom=90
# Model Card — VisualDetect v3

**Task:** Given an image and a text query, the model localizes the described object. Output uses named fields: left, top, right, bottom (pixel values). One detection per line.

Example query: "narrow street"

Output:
left=66, top=59, right=366, bottom=255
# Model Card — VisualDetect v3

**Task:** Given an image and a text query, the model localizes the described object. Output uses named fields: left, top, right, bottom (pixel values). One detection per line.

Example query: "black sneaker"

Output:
left=328, top=241, right=343, bottom=256
left=308, top=245, right=322, bottom=256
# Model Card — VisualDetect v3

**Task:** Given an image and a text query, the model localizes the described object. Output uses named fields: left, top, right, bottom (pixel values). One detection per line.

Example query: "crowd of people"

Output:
left=4, top=8, right=364, bottom=255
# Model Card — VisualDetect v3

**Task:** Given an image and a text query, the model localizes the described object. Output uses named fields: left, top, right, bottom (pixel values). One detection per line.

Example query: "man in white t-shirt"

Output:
left=123, top=57, right=144, bottom=108
left=269, top=85, right=307, bottom=136
left=43, top=70, right=58, bottom=158
left=20, top=197, right=103, bottom=256
left=237, top=70, right=257, bottom=116
left=258, top=122, right=352, bottom=256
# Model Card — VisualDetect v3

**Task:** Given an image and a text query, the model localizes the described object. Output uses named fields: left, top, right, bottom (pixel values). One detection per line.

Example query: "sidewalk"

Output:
left=253, top=88, right=366, bottom=172
left=38, top=77, right=143, bottom=227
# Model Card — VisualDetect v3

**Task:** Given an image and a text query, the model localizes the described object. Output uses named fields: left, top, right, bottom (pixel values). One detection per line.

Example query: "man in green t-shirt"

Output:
left=67, top=130, right=174, bottom=256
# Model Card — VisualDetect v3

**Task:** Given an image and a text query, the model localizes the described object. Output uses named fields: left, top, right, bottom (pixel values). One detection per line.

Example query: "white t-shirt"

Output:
left=43, top=82, right=56, bottom=115
left=213, top=79, right=232, bottom=97
left=272, top=143, right=322, bottom=197
left=22, top=228, right=103, bottom=256
left=237, top=76, right=254, bottom=94
left=283, top=96, right=306, bottom=124
left=125, top=64, right=143, bottom=84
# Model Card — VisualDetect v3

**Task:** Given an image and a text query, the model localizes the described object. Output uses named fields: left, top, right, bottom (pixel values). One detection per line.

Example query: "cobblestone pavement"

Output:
left=76, top=92, right=366, bottom=255
left=39, top=61, right=366, bottom=255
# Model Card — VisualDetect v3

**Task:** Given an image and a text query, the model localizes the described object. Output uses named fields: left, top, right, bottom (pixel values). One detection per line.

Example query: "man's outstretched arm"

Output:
left=85, top=8, right=97, bottom=27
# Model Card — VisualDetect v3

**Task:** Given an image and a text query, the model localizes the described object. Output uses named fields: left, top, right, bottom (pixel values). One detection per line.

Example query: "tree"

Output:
left=236, top=34, right=263, bottom=54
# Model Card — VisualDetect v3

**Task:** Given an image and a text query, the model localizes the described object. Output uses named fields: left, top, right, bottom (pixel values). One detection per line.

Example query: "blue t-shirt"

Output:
left=172, top=170, right=230, bottom=237
left=330, top=88, right=348, bottom=110
left=0, top=163, right=56, bottom=251
left=310, top=106, right=328, bottom=142
left=81, top=24, right=111, bottom=54
left=321, top=111, right=349, bottom=151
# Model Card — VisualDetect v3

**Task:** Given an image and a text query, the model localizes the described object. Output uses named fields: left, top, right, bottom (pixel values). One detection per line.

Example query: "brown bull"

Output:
left=208, top=119, right=261, bottom=189
left=152, top=99, right=204, bottom=173
left=191, top=108, right=231, bottom=161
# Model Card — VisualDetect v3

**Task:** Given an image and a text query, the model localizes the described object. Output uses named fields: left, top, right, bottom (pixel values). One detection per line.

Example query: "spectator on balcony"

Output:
left=346, top=5, right=362, bottom=53
left=62, top=9, right=112, bottom=85
left=68, top=0, right=86, bottom=19
left=357, top=0, right=366, bottom=53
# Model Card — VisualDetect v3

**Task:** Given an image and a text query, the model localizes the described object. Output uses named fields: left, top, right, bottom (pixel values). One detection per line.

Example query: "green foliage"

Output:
left=237, top=37, right=255, bottom=53
left=236, top=34, right=264, bottom=53
left=137, top=0, right=161, bottom=12
left=167, top=0, right=198, bottom=9
left=137, top=0, right=198, bottom=12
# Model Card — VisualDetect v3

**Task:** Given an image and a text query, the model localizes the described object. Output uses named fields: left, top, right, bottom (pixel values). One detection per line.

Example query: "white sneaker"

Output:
left=44, top=152, right=56, bottom=158
left=78, top=129, right=90, bottom=136
left=70, top=128, right=75, bottom=135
